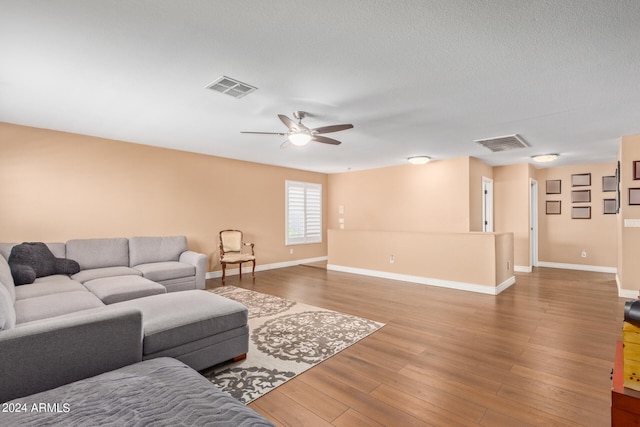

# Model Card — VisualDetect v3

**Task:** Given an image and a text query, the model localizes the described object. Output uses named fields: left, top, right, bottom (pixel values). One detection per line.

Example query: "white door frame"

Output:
left=529, top=178, right=538, bottom=268
left=482, top=177, right=493, bottom=232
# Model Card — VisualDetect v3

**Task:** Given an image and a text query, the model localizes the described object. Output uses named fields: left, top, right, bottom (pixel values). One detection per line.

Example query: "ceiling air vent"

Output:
left=205, top=76, right=257, bottom=99
left=474, top=134, right=528, bottom=152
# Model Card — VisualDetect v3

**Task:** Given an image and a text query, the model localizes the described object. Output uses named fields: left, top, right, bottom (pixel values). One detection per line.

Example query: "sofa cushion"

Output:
left=129, top=236, right=187, bottom=266
left=0, top=243, right=14, bottom=261
left=14, top=291, right=105, bottom=324
left=72, top=266, right=142, bottom=283
left=154, top=276, right=196, bottom=293
left=84, top=275, right=166, bottom=304
left=66, top=238, right=129, bottom=270
left=134, top=261, right=195, bottom=282
left=0, top=283, right=16, bottom=330
left=112, top=290, right=248, bottom=355
left=0, top=242, right=66, bottom=261
left=15, top=277, right=87, bottom=300
left=0, top=254, right=16, bottom=302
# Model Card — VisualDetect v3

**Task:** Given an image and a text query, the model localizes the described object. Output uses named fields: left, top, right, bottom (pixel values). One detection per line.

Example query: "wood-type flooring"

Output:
left=207, top=266, right=626, bottom=426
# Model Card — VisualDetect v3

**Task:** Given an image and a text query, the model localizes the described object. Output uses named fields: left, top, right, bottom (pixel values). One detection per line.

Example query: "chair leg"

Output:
left=221, top=263, right=226, bottom=285
left=239, top=262, right=242, bottom=279
left=252, top=260, right=256, bottom=279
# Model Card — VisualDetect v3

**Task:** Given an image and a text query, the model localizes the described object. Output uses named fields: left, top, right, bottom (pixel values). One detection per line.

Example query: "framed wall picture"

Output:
left=602, top=175, right=617, bottom=192
left=630, top=188, right=640, bottom=205
left=603, top=199, right=617, bottom=214
left=571, top=173, right=591, bottom=187
left=571, top=206, right=591, bottom=219
left=546, top=200, right=561, bottom=215
left=571, top=189, right=591, bottom=203
left=634, top=161, right=640, bottom=180
left=546, top=180, right=561, bottom=194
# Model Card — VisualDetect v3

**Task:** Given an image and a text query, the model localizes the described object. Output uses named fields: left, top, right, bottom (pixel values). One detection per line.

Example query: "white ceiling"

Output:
left=1, top=1, right=639, bottom=173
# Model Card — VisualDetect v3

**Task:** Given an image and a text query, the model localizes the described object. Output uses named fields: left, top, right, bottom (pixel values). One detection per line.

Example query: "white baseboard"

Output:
left=536, top=261, right=617, bottom=274
left=617, top=273, right=639, bottom=299
left=514, top=265, right=532, bottom=273
left=326, top=264, right=515, bottom=295
left=206, top=256, right=328, bottom=279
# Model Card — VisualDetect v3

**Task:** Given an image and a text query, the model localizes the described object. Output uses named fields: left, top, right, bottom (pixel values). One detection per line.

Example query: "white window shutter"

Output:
left=286, top=181, right=322, bottom=245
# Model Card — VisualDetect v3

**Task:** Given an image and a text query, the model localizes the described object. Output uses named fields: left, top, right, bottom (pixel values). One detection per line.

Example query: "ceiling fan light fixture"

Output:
left=408, top=156, right=430, bottom=165
left=531, top=153, right=559, bottom=163
left=288, top=132, right=312, bottom=146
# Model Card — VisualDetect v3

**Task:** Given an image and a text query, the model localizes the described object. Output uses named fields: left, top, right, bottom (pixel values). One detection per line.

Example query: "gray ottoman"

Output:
left=0, top=358, right=274, bottom=426
left=84, top=275, right=166, bottom=304
left=111, top=290, right=249, bottom=370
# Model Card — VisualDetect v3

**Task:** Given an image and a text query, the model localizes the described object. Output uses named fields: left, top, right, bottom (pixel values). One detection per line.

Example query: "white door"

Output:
left=482, top=177, right=493, bottom=232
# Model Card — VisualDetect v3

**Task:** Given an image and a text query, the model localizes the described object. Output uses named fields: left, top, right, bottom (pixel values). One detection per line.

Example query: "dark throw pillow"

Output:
left=9, top=263, right=37, bottom=286
left=8, top=242, right=80, bottom=285
left=55, top=258, right=80, bottom=275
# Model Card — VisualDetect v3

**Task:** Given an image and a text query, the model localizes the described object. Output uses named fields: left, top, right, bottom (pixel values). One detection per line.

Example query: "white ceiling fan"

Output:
left=241, top=111, right=353, bottom=148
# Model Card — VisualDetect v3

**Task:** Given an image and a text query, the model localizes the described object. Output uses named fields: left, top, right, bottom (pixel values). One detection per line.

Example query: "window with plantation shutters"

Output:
left=285, top=180, right=322, bottom=245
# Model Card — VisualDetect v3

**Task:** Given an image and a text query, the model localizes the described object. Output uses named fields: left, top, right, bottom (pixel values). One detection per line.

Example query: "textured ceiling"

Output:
left=1, top=0, right=639, bottom=173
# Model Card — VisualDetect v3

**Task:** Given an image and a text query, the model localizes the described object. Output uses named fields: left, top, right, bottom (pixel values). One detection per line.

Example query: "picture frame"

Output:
left=546, top=180, right=561, bottom=194
left=603, top=199, right=617, bottom=214
left=571, top=206, right=591, bottom=219
left=571, top=173, right=591, bottom=187
left=571, top=189, right=591, bottom=203
left=634, top=161, right=640, bottom=180
left=602, top=175, right=617, bottom=192
left=630, top=188, right=640, bottom=205
left=546, top=200, right=561, bottom=215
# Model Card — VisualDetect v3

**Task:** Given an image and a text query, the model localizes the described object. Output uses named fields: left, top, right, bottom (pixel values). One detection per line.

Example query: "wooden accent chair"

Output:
left=219, top=230, right=255, bottom=284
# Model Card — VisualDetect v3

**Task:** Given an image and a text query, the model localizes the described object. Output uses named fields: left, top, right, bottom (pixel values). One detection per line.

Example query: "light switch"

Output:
left=338, top=205, right=344, bottom=214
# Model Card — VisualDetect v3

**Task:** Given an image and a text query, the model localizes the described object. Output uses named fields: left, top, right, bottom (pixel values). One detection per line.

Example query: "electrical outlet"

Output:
left=289, top=248, right=294, bottom=255
left=389, top=255, right=394, bottom=264
left=581, top=250, right=587, bottom=258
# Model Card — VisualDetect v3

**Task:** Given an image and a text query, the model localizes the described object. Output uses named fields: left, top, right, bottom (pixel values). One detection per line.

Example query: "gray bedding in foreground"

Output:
left=0, top=357, right=274, bottom=427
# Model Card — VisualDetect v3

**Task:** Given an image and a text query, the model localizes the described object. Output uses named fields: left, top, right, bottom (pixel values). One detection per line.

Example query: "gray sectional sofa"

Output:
left=0, top=236, right=251, bottom=410
left=0, top=357, right=274, bottom=426
left=0, top=236, right=209, bottom=324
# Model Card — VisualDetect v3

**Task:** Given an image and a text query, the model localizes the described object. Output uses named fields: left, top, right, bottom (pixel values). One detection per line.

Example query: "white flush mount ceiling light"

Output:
left=531, top=153, right=559, bottom=163
left=288, top=131, right=312, bottom=146
left=408, top=156, right=430, bottom=165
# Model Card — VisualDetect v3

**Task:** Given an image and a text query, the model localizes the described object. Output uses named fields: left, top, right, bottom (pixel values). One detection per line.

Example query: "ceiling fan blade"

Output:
left=312, top=135, right=342, bottom=145
left=240, top=131, right=286, bottom=136
left=280, top=140, right=291, bottom=149
left=278, top=114, right=297, bottom=130
left=311, top=124, right=354, bottom=134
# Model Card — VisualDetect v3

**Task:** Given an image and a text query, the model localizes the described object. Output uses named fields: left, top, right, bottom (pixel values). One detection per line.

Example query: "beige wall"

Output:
left=0, top=123, right=327, bottom=271
left=469, top=157, right=494, bottom=232
left=327, top=156, right=487, bottom=233
left=618, top=135, right=640, bottom=292
left=3, top=122, right=630, bottom=285
left=537, top=162, right=617, bottom=268
left=494, top=164, right=533, bottom=268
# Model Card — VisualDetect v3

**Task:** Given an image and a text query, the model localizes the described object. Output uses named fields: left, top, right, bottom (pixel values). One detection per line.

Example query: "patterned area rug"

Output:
left=201, top=286, right=384, bottom=404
